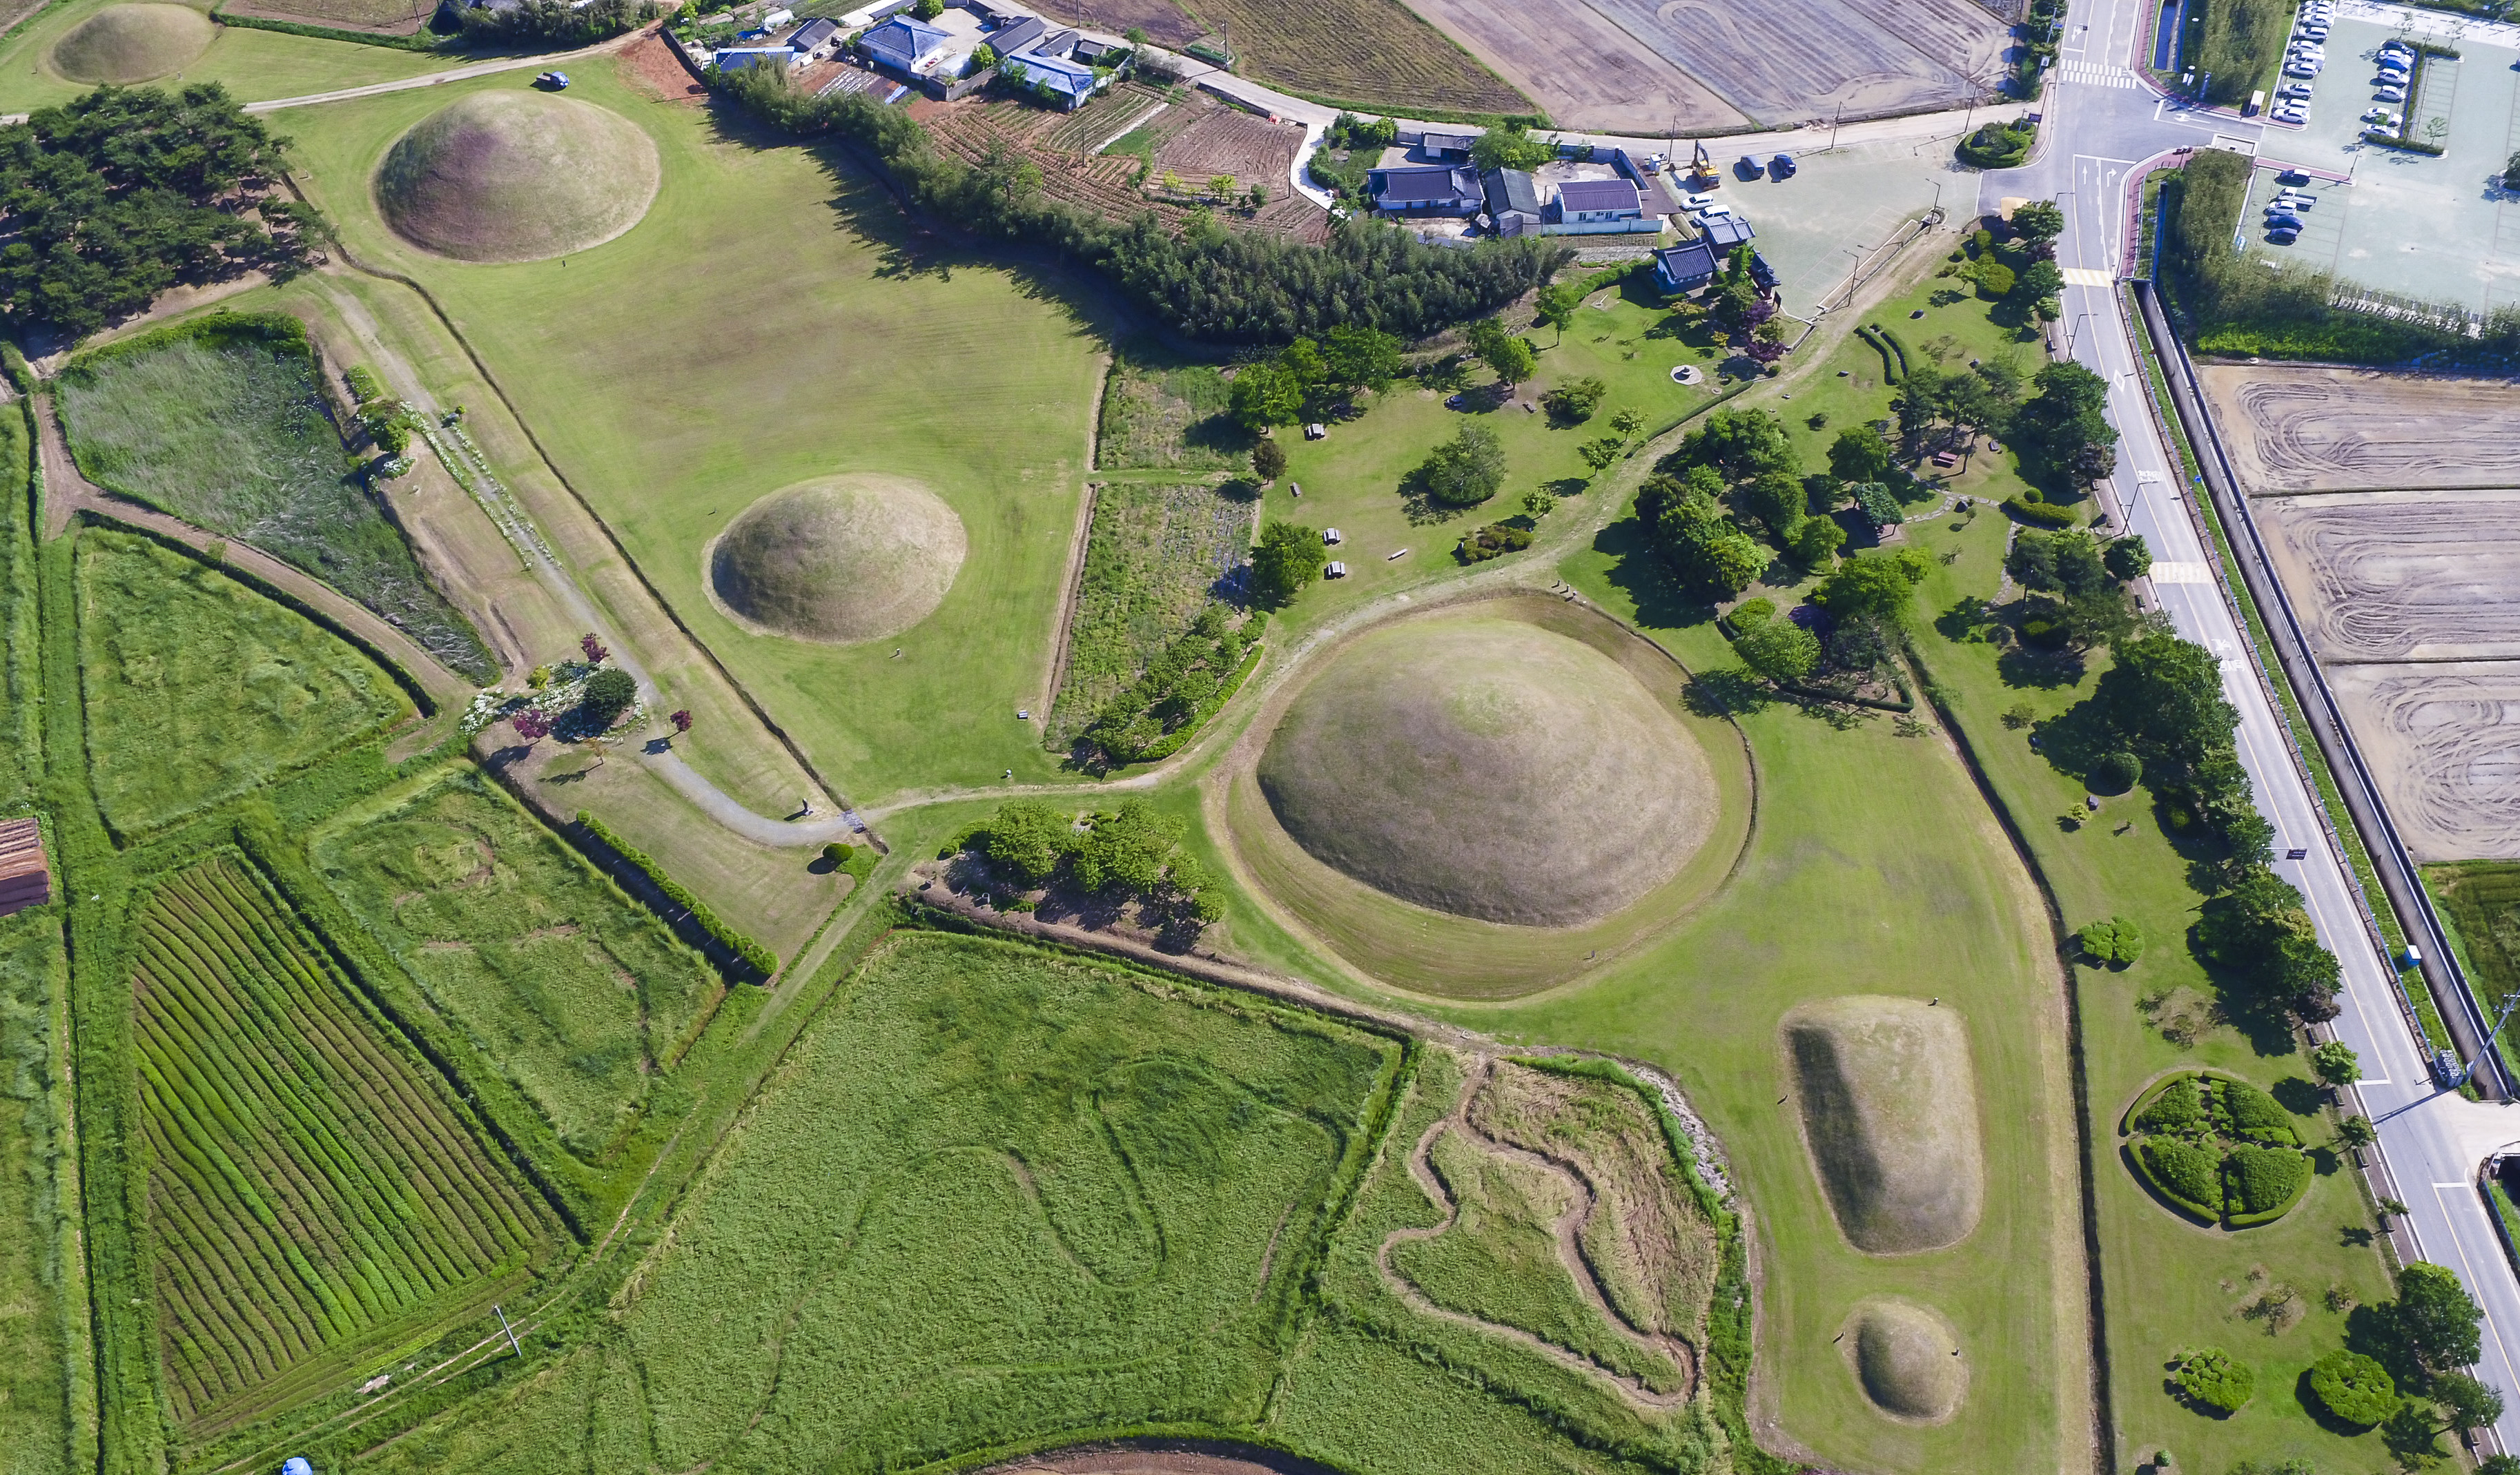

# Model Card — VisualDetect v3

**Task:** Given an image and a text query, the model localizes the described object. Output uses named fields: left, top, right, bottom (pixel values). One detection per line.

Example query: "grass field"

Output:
left=2181, top=0, right=2289, bottom=106
left=1046, top=480, right=1256, bottom=748
left=275, top=65, right=1106, bottom=806
left=59, top=319, right=495, bottom=681
left=0, top=0, right=467, bottom=113
left=0, top=910, right=89, bottom=1475
left=0, top=404, right=36, bottom=810
left=75, top=529, right=411, bottom=837
left=310, top=765, right=723, bottom=1161
left=131, top=854, right=549, bottom=1432
left=2425, top=861, right=2520, bottom=1018
left=349, top=930, right=1408, bottom=1473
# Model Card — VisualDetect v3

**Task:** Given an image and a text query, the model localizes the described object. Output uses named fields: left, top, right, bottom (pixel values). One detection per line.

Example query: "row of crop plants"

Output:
left=130, top=857, right=547, bottom=1425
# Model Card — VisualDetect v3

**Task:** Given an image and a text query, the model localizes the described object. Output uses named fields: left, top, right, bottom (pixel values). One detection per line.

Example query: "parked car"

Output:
left=1683, top=191, right=1719, bottom=208
left=2376, top=85, right=2407, bottom=101
left=1694, top=202, right=1735, bottom=219
left=2286, top=63, right=2321, bottom=77
left=2266, top=212, right=2305, bottom=231
left=1768, top=154, right=1797, bottom=179
left=1735, top=155, right=1763, bottom=179
left=533, top=70, right=570, bottom=89
left=2269, top=227, right=2301, bottom=244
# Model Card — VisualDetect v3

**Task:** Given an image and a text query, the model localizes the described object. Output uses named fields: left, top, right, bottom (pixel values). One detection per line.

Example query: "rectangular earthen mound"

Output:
left=1784, top=995, right=1984, bottom=1256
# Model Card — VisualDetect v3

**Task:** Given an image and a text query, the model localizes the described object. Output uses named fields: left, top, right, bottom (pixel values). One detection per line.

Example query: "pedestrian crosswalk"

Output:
left=2054, top=59, right=2149, bottom=89
left=2149, top=560, right=2216, bottom=585
left=2060, top=266, right=2116, bottom=287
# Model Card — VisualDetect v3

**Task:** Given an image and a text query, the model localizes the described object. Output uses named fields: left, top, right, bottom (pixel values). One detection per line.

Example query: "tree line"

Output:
left=719, top=66, right=1568, bottom=344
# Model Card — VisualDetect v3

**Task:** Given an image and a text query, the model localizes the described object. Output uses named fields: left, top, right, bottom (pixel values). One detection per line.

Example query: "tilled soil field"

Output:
left=1403, top=0, right=2007, bottom=132
left=2329, top=661, right=2520, bottom=860
left=2198, top=364, right=2520, bottom=492
left=2255, top=489, right=2520, bottom=664
left=1152, top=108, right=1305, bottom=195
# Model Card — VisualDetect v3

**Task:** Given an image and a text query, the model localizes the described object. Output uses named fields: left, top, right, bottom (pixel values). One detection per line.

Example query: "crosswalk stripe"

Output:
left=2055, top=60, right=2148, bottom=88
left=2150, top=560, right=2216, bottom=584
left=2061, top=266, right=2115, bottom=286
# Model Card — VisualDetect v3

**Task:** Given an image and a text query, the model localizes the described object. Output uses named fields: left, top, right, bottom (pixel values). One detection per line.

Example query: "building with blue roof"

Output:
left=999, top=48, right=1104, bottom=108
left=857, top=13, right=950, bottom=77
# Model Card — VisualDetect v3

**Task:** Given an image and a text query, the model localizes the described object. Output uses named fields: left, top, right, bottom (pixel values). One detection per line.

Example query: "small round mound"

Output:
left=376, top=90, right=660, bottom=263
left=1256, top=612, right=1717, bottom=927
left=1844, top=1297, right=1966, bottom=1423
left=50, top=3, right=212, bottom=84
left=1784, top=996, right=1984, bottom=1254
left=706, top=476, right=966, bottom=643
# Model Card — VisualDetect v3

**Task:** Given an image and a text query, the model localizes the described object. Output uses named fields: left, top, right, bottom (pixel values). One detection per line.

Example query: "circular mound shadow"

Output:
left=1842, top=1296, right=1968, bottom=1423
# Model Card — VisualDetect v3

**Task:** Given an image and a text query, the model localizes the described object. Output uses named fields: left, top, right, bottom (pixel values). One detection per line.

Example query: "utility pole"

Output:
left=1828, top=102, right=1845, bottom=153
left=494, top=1305, right=523, bottom=1360
left=2451, top=987, right=2520, bottom=1088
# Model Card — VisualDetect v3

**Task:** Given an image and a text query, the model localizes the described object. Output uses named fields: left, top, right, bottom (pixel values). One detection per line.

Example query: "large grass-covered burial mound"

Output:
left=1784, top=996, right=1984, bottom=1255
left=49, top=3, right=212, bottom=83
left=376, top=90, right=661, bottom=263
left=1256, top=609, right=1718, bottom=928
left=1843, top=1296, right=1969, bottom=1423
left=705, top=475, right=967, bottom=644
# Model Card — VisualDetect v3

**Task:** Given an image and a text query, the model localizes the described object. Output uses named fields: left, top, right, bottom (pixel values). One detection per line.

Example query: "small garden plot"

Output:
left=1046, top=482, right=1258, bottom=755
left=2123, top=1072, right=2312, bottom=1227
left=55, top=315, right=495, bottom=681
left=311, top=766, right=723, bottom=1161
left=1095, top=350, right=1244, bottom=471
left=77, top=530, right=410, bottom=836
left=130, top=857, right=549, bottom=1431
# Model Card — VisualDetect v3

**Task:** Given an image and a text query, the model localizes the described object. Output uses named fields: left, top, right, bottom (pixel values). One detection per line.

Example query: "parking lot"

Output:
left=2244, top=11, right=2520, bottom=313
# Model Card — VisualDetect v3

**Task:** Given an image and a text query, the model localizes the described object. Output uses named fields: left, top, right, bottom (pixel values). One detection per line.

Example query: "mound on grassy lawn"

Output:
left=376, top=90, right=661, bottom=263
left=1784, top=996, right=1984, bottom=1254
left=1844, top=1297, right=1967, bottom=1423
left=49, top=3, right=213, bottom=83
left=706, top=475, right=967, bottom=643
left=1256, top=611, right=1718, bottom=926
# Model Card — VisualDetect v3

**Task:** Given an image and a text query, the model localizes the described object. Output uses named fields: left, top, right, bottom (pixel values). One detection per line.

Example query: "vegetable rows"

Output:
left=130, top=859, right=541, bottom=1425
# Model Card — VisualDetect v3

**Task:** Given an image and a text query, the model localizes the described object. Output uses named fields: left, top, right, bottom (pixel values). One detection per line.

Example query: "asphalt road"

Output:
left=1986, top=3, right=2520, bottom=1454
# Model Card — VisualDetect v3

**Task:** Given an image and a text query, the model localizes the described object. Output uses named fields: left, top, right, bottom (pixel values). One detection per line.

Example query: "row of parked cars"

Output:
left=2265, top=184, right=2317, bottom=244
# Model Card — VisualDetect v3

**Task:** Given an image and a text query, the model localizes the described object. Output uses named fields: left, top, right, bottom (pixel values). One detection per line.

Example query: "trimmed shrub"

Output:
left=578, top=667, right=637, bottom=727
left=2222, top=1079, right=2297, bottom=1144
left=2226, top=1143, right=2310, bottom=1217
left=2307, top=1348, right=2397, bottom=1427
left=1974, top=261, right=2016, bottom=300
left=2004, top=495, right=2078, bottom=527
left=2142, top=1137, right=2220, bottom=1213
left=2137, top=1075, right=2205, bottom=1133
left=2093, top=748, right=2141, bottom=794
left=2176, top=1347, right=2254, bottom=1414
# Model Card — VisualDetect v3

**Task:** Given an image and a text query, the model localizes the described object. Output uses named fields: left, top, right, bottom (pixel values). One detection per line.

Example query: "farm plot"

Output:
left=1046, top=482, right=1256, bottom=748
left=1096, top=350, right=1242, bottom=471
left=2196, top=366, right=2520, bottom=492
left=218, top=0, right=434, bottom=33
left=1022, top=0, right=1202, bottom=47
left=77, top=530, right=411, bottom=837
left=2254, top=489, right=2520, bottom=663
left=1403, top=0, right=2005, bottom=131
left=310, top=766, right=723, bottom=1160
left=56, top=316, right=495, bottom=681
left=0, top=912, right=81, bottom=1475
left=1150, top=109, right=1304, bottom=197
left=2328, top=662, right=2520, bottom=861
left=345, top=930, right=1409, bottom=1475
left=1160, top=0, right=1527, bottom=116
left=2428, top=861, right=2520, bottom=1016
left=130, top=857, right=548, bottom=1432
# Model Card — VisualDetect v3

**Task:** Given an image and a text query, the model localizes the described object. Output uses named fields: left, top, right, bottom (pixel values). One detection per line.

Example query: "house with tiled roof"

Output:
left=1371, top=165, right=1481, bottom=216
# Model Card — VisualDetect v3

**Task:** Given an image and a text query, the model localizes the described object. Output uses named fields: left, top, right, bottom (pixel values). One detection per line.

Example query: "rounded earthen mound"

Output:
left=1844, top=1297, right=1967, bottom=1423
left=1256, top=612, right=1718, bottom=927
left=376, top=90, right=661, bottom=263
left=1784, top=996, right=1984, bottom=1255
left=706, top=476, right=966, bottom=643
left=50, top=3, right=213, bottom=84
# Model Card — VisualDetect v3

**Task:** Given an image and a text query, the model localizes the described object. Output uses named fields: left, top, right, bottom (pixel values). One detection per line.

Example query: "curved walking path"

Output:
left=1376, top=1057, right=1699, bottom=1411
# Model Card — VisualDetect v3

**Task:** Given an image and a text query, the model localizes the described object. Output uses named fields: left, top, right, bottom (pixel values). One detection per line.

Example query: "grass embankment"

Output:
left=310, top=765, right=723, bottom=1161
left=2425, top=861, right=2520, bottom=1019
left=275, top=65, right=1105, bottom=808
left=0, top=912, right=91, bottom=1475
left=0, top=397, right=37, bottom=810
left=57, top=314, right=496, bottom=680
left=76, top=529, right=411, bottom=837
left=2185, top=0, right=2290, bottom=106
left=129, top=854, right=553, bottom=1432
left=0, top=0, right=466, bottom=113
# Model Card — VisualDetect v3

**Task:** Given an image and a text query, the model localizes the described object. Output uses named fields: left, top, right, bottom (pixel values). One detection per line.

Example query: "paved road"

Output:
left=1987, top=0, right=2520, bottom=1454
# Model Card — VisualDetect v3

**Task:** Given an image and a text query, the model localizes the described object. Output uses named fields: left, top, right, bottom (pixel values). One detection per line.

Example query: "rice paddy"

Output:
left=130, top=855, right=548, bottom=1430
left=309, top=766, right=722, bottom=1161
left=75, top=530, right=410, bottom=837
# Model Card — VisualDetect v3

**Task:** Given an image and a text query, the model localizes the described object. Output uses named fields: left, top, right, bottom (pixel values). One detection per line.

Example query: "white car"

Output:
left=2375, top=84, right=2407, bottom=101
left=2285, top=63, right=2321, bottom=77
left=2279, top=81, right=2314, bottom=97
left=1683, top=191, right=1719, bottom=209
left=1694, top=203, right=1734, bottom=219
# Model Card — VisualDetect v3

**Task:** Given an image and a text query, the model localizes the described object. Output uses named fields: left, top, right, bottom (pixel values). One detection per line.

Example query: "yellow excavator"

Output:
left=1685, top=139, right=1720, bottom=192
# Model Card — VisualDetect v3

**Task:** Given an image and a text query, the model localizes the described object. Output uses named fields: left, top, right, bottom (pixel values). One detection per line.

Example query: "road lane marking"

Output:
left=2429, top=1183, right=2520, bottom=1406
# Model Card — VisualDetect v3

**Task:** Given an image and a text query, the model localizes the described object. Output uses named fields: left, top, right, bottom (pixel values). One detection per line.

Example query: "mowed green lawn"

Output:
left=0, top=0, right=467, bottom=114
left=277, top=65, right=1107, bottom=807
left=1901, top=508, right=2397, bottom=1472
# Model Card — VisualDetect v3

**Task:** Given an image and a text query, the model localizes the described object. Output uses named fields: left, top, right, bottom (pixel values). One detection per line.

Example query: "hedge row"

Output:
left=209, top=7, right=451, bottom=49
left=573, top=812, right=778, bottom=979
left=1855, top=324, right=1900, bottom=384
left=1877, top=325, right=1912, bottom=379
left=2004, top=495, right=2079, bottom=527
left=1120, top=636, right=1266, bottom=767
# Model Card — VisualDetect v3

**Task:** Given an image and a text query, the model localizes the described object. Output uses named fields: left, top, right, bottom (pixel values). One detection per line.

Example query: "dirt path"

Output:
left=32, top=393, right=477, bottom=713
left=1375, top=1058, right=1699, bottom=1411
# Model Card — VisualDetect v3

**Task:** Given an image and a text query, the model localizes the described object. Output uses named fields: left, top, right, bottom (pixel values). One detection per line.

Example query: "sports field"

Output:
left=276, top=65, right=1108, bottom=806
left=0, top=0, right=467, bottom=114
